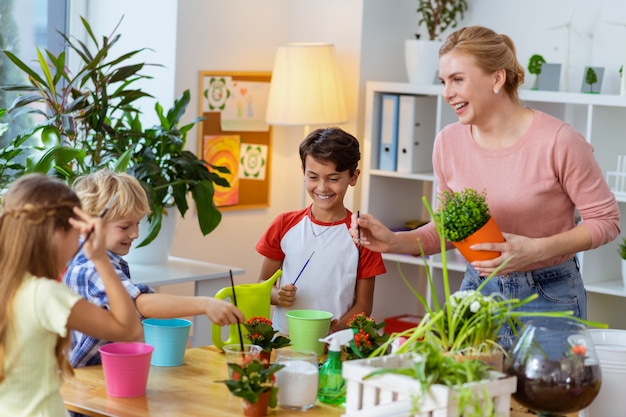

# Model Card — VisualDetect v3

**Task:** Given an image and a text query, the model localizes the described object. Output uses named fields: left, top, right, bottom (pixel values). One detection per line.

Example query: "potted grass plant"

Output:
left=434, top=188, right=504, bottom=262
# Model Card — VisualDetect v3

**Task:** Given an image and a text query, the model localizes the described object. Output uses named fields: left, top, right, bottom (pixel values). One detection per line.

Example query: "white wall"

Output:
left=171, top=0, right=369, bottom=284
left=73, top=0, right=177, bottom=126
left=71, top=0, right=626, bottom=305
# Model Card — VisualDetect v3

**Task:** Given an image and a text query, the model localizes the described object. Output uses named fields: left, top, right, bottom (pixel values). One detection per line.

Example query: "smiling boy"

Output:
left=63, top=169, right=244, bottom=368
left=255, top=127, right=386, bottom=334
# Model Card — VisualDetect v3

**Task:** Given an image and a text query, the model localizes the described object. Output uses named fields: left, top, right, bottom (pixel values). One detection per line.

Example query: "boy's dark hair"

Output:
left=299, top=127, right=360, bottom=176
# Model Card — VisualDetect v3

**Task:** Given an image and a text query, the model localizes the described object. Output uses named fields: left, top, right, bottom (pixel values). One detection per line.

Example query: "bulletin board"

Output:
left=198, top=71, right=272, bottom=211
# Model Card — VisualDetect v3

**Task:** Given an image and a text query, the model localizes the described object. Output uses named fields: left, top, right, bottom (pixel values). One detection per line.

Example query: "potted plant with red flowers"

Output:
left=343, top=312, right=390, bottom=360
left=243, top=317, right=290, bottom=363
left=217, top=357, right=285, bottom=417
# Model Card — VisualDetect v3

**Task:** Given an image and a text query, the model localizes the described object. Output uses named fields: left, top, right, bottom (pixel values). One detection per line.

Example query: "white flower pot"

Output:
left=125, top=206, right=177, bottom=265
left=582, top=329, right=626, bottom=417
left=404, top=39, right=443, bottom=85
left=622, top=259, right=626, bottom=288
left=343, top=353, right=516, bottom=417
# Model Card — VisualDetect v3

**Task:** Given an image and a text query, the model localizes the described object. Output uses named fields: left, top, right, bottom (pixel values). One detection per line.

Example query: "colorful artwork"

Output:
left=204, top=77, right=230, bottom=111
left=202, top=135, right=242, bottom=207
left=239, top=144, right=268, bottom=180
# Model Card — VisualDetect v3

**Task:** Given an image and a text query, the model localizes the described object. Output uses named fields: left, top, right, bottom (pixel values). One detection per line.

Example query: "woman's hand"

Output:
left=469, top=232, right=543, bottom=275
left=350, top=212, right=396, bottom=253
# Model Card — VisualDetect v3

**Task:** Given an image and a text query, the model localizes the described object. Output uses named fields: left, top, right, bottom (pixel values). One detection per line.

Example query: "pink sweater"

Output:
left=416, top=109, right=620, bottom=270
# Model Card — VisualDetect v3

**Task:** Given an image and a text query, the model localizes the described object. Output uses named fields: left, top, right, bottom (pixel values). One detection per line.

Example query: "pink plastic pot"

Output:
left=99, top=342, right=154, bottom=397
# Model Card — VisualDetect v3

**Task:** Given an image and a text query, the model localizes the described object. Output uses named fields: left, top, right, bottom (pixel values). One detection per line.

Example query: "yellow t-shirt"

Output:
left=0, top=274, right=81, bottom=417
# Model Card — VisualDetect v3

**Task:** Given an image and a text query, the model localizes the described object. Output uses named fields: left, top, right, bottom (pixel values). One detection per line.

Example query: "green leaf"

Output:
left=193, top=180, right=222, bottom=235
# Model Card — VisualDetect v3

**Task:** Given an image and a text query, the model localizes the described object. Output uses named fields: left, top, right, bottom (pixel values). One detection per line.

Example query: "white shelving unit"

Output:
left=363, top=81, right=626, bottom=329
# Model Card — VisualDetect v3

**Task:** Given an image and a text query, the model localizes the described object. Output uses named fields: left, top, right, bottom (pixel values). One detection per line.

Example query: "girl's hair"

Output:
left=299, top=127, right=361, bottom=176
left=72, top=169, right=151, bottom=221
left=440, top=25, right=525, bottom=103
left=0, top=174, right=82, bottom=382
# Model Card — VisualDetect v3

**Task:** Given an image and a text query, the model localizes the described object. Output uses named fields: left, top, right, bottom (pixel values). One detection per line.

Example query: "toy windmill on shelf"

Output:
left=606, top=155, right=626, bottom=199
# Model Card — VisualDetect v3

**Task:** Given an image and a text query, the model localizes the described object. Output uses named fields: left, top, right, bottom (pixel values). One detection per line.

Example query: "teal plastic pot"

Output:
left=142, top=318, right=191, bottom=366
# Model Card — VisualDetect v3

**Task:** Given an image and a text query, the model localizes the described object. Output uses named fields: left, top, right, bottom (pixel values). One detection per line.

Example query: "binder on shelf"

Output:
left=378, top=94, right=399, bottom=171
left=397, top=95, right=436, bottom=173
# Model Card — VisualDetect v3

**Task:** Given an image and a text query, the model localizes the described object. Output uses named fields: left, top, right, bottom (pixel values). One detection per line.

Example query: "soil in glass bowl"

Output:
left=508, top=357, right=601, bottom=414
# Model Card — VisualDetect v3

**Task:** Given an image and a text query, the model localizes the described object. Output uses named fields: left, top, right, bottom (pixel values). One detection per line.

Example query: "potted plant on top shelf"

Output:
left=405, top=0, right=469, bottom=84
left=435, top=188, right=504, bottom=262
left=0, top=16, right=230, bottom=249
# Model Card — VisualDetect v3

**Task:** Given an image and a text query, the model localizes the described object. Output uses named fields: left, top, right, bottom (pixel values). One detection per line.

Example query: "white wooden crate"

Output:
left=342, top=354, right=516, bottom=417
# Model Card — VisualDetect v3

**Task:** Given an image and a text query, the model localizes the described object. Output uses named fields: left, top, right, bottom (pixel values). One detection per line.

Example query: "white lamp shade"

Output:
left=266, top=43, right=347, bottom=126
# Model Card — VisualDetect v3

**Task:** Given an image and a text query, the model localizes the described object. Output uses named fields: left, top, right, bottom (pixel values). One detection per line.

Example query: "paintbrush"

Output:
left=229, top=269, right=245, bottom=352
left=292, top=251, right=315, bottom=285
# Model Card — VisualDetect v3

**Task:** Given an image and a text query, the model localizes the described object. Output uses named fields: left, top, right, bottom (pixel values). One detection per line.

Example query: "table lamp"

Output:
left=266, top=42, right=348, bottom=207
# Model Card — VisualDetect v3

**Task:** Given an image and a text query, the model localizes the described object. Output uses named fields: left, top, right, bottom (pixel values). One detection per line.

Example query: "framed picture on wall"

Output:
left=198, top=71, right=272, bottom=210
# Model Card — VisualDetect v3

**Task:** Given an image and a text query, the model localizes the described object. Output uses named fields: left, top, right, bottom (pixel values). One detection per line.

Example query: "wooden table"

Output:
left=129, top=257, right=244, bottom=347
left=62, top=346, right=341, bottom=417
left=61, top=346, right=570, bottom=417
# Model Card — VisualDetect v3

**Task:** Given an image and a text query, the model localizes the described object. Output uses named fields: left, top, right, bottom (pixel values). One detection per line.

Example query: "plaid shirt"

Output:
left=63, top=250, right=153, bottom=368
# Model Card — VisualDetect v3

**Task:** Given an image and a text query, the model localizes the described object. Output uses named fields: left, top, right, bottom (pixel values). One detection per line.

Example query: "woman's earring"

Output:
left=493, top=87, right=500, bottom=94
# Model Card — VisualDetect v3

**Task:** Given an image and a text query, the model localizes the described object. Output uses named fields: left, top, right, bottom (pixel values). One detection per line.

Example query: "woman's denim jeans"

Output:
left=461, top=257, right=585, bottom=352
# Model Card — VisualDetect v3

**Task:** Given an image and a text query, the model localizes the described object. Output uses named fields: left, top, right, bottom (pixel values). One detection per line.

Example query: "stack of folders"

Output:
left=378, top=94, right=437, bottom=173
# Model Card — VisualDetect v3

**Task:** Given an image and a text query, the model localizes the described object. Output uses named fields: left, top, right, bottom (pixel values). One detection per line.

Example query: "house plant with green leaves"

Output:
left=242, top=316, right=290, bottom=360
left=0, top=16, right=229, bottom=247
left=434, top=187, right=504, bottom=262
left=415, top=0, right=469, bottom=41
left=216, top=357, right=285, bottom=416
left=405, top=1, right=469, bottom=85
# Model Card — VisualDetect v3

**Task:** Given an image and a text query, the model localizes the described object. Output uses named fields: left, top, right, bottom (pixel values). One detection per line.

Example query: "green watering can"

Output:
left=212, top=269, right=282, bottom=351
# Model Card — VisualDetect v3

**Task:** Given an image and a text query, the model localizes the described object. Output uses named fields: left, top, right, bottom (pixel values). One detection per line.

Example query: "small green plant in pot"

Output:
left=618, top=237, right=626, bottom=288
left=216, top=357, right=285, bottom=415
left=527, top=54, right=546, bottom=90
left=434, top=188, right=504, bottom=262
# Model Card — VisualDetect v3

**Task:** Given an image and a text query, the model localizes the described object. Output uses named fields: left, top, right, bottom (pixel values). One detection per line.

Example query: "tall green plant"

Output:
left=416, top=0, right=469, bottom=41
left=0, top=16, right=148, bottom=184
left=125, top=90, right=230, bottom=246
left=0, top=16, right=230, bottom=246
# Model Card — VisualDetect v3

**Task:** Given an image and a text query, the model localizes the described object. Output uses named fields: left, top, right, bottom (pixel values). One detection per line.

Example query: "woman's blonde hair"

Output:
left=0, top=174, right=82, bottom=382
left=72, top=169, right=151, bottom=221
left=440, top=25, right=525, bottom=103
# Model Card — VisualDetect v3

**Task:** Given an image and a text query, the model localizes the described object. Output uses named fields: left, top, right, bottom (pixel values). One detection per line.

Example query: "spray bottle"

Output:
left=317, top=328, right=354, bottom=405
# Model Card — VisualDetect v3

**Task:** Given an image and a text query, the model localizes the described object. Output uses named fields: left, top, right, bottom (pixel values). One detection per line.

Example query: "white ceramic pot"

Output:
left=404, top=39, right=442, bottom=85
left=124, top=206, right=177, bottom=265
left=581, top=329, right=626, bottom=417
left=622, top=259, right=626, bottom=288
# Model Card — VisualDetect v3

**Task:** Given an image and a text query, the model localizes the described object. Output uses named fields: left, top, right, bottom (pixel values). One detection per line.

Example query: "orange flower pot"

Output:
left=452, top=217, right=505, bottom=262
left=243, top=390, right=271, bottom=417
